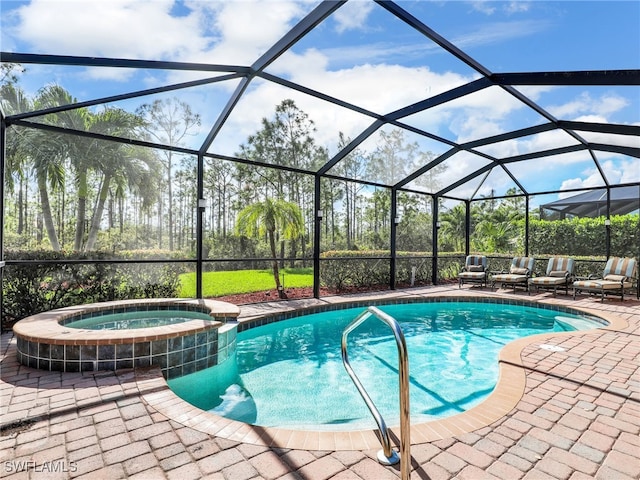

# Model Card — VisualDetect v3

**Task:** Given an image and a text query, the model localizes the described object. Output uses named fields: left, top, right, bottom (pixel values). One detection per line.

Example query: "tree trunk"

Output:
left=289, top=238, right=297, bottom=268
left=279, top=237, right=285, bottom=269
left=17, top=178, right=24, bottom=234
left=23, top=179, right=29, bottom=238
left=269, top=229, right=287, bottom=299
left=118, top=197, right=124, bottom=235
left=37, top=172, right=61, bottom=251
left=167, top=156, right=173, bottom=251
left=74, top=169, right=88, bottom=251
left=345, top=183, right=351, bottom=249
left=86, top=173, right=111, bottom=251
left=108, top=196, right=114, bottom=230
left=157, top=195, right=163, bottom=249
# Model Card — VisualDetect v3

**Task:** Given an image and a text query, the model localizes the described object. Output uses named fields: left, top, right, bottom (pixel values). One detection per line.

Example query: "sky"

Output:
left=1, top=0, right=639, bottom=203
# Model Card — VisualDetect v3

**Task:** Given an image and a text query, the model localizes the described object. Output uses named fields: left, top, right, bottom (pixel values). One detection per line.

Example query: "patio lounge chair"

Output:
left=529, top=257, right=575, bottom=297
left=572, top=257, right=638, bottom=302
left=491, top=257, right=535, bottom=292
left=458, top=255, right=488, bottom=288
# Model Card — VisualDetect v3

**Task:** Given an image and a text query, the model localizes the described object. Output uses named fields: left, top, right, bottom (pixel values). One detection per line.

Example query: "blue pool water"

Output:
left=169, top=301, right=604, bottom=430
left=64, top=309, right=213, bottom=330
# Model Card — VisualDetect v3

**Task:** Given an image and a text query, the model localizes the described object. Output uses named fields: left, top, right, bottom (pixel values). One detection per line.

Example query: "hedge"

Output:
left=528, top=215, right=639, bottom=258
left=2, top=250, right=181, bottom=328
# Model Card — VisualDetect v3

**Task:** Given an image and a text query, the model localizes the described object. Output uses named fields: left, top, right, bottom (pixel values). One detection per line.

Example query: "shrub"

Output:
left=320, top=250, right=391, bottom=290
left=528, top=216, right=639, bottom=258
left=2, top=250, right=181, bottom=328
left=320, top=250, right=464, bottom=290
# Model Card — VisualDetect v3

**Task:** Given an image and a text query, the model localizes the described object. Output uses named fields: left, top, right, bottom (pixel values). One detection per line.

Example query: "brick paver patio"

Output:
left=1, top=286, right=639, bottom=479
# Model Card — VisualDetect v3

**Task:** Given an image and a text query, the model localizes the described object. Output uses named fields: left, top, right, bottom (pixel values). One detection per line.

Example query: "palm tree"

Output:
left=84, top=142, right=156, bottom=251
left=235, top=198, right=304, bottom=299
left=3, top=84, right=67, bottom=249
left=473, top=220, right=517, bottom=253
left=30, top=132, right=66, bottom=250
left=83, top=109, right=144, bottom=251
left=33, top=85, right=92, bottom=251
left=35, top=85, right=146, bottom=252
left=439, top=203, right=467, bottom=252
left=1, top=84, right=32, bottom=236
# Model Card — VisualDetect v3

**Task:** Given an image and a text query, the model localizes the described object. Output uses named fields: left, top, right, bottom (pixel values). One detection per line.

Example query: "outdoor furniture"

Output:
left=491, top=257, right=535, bottom=292
left=458, top=255, right=488, bottom=289
left=528, top=257, right=575, bottom=296
left=572, top=257, right=638, bottom=302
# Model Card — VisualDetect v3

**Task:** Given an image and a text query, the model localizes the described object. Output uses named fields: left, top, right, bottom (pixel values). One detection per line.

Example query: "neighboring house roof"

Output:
left=541, top=186, right=640, bottom=218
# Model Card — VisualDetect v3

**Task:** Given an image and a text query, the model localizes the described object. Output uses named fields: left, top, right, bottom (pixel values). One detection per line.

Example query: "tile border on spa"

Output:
left=14, top=326, right=234, bottom=379
left=12, top=298, right=240, bottom=379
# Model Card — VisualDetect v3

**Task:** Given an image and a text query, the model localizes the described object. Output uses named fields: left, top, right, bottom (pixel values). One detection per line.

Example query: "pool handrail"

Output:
left=341, top=306, right=411, bottom=480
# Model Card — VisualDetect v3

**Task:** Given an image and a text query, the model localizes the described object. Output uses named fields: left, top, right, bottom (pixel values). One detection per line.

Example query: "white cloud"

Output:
left=455, top=116, right=504, bottom=145
left=548, top=91, right=629, bottom=119
left=619, top=158, right=640, bottom=183
left=293, top=61, right=471, bottom=115
left=206, top=56, right=485, bottom=160
left=516, top=85, right=556, bottom=102
left=596, top=158, right=640, bottom=184
left=452, top=19, right=552, bottom=50
left=425, top=87, right=529, bottom=144
left=474, top=128, right=582, bottom=160
left=9, top=0, right=306, bottom=69
left=332, top=0, right=374, bottom=34
left=556, top=157, right=640, bottom=197
left=592, top=94, right=629, bottom=116
left=307, top=41, right=443, bottom=70
left=470, top=2, right=533, bottom=18
left=208, top=76, right=376, bottom=157
left=517, top=129, right=579, bottom=153
left=14, top=0, right=206, bottom=59
left=81, top=66, right=138, bottom=82
left=558, top=172, right=605, bottom=198
left=449, top=87, right=636, bottom=167
left=505, top=2, right=532, bottom=14
left=578, top=126, right=640, bottom=149
left=207, top=1, right=305, bottom=64
left=470, top=1, right=497, bottom=15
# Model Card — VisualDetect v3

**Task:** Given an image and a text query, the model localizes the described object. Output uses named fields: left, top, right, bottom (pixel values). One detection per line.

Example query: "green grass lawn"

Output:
left=178, top=267, right=313, bottom=298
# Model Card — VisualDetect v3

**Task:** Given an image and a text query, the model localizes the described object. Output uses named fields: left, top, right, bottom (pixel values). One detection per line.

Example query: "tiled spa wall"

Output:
left=16, top=323, right=237, bottom=380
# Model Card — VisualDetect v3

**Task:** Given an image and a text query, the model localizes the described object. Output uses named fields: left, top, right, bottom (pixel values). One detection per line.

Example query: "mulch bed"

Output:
left=213, top=286, right=322, bottom=305
left=213, top=285, right=394, bottom=305
left=212, top=282, right=439, bottom=305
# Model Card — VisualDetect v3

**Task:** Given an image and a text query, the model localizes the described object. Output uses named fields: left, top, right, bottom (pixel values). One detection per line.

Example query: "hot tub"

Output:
left=12, top=298, right=240, bottom=379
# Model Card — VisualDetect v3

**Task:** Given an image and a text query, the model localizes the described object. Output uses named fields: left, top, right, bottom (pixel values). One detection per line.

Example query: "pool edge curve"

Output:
left=139, top=296, right=626, bottom=450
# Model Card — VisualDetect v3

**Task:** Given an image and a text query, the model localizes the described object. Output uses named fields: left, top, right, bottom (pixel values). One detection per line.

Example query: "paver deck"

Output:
left=1, top=285, right=639, bottom=479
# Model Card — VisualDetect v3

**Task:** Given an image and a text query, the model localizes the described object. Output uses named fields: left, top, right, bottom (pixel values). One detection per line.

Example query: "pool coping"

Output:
left=139, top=292, right=627, bottom=451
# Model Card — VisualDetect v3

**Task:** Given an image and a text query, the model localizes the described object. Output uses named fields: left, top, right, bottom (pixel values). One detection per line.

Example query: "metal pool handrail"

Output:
left=341, top=306, right=411, bottom=480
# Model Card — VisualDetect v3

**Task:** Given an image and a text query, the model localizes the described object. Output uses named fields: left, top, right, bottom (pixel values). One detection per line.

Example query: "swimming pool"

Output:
left=168, top=300, right=605, bottom=431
